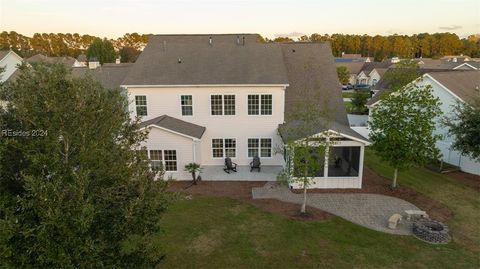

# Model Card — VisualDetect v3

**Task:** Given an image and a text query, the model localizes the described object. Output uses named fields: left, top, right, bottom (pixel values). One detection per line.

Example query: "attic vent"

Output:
left=178, top=58, right=182, bottom=64
left=209, top=36, right=212, bottom=45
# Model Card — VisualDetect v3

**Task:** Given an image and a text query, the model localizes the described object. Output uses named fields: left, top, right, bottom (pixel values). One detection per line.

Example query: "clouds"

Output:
left=274, top=32, right=306, bottom=38
left=439, top=25, right=463, bottom=30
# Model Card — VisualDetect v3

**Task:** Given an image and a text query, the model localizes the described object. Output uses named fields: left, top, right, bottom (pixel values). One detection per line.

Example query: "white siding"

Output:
left=128, top=86, right=286, bottom=167
left=140, top=127, right=195, bottom=180
left=0, top=52, right=22, bottom=82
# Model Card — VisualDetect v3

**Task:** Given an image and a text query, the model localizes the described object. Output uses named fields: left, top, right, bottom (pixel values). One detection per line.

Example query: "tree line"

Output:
left=1, top=31, right=479, bottom=62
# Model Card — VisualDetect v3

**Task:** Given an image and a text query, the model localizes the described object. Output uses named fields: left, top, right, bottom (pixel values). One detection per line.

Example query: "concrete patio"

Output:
left=199, top=165, right=283, bottom=181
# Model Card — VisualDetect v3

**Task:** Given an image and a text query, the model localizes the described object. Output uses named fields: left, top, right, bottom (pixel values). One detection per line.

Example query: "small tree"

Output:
left=369, top=83, right=442, bottom=188
left=86, top=37, right=116, bottom=64
left=278, top=92, right=333, bottom=214
left=336, top=66, right=350, bottom=85
left=442, top=96, right=480, bottom=161
left=184, top=162, right=202, bottom=185
left=350, top=90, right=370, bottom=114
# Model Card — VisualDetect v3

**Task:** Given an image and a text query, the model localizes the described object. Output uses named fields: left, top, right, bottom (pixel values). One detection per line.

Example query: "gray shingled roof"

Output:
left=27, top=54, right=76, bottom=67
left=77, top=54, right=87, bottom=62
left=428, top=71, right=480, bottom=103
left=279, top=43, right=368, bottom=142
left=71, top=63, right=133, bottom=89
left=335, top=62, right=365, bottom=75
left=140, top=115, right=206, bottom=139
left=122, top=34, right=289, bottom=85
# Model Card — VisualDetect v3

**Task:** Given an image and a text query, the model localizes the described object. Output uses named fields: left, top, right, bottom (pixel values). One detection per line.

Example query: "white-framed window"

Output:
left=210, top=94, right=235, bottom=115
left=135, top=95, right=147, bottom=116
left=212, top=138, right=236, bottom=158
left=248, top=94, right=272, bottom=115
left=147, top=149, right=177, bottom=171
left=181, top=95, right=193, bottom=116
left=248, top=138, right=272, bottom=158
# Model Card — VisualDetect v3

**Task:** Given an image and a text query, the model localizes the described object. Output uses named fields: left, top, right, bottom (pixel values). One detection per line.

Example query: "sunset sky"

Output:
left=1, top=0, right=479, bottom=38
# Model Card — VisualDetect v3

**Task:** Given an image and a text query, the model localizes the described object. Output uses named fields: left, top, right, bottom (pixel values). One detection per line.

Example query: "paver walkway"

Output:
left=252, top=182, right=420, bottom=235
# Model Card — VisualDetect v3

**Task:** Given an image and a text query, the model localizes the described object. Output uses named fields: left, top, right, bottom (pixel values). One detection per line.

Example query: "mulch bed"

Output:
left=444, top=171, right=480, bottom=192
left=168, top=166, right=458, bottom=223
left=293, top=167, right=454, bottom=222
left=168, top=181, right=333, bottom=221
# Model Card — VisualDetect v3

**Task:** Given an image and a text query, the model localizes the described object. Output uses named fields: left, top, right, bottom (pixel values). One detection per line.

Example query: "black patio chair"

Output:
left=223, top=157, right=237, bottom=173
left=250, top=156, right=261, bottom=172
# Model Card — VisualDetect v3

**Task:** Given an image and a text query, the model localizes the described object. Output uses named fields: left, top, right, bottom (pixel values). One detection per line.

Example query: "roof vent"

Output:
left=292, top=49, right=296, bottom=53
left=178, top=58, right=182, bottom=64
left=209, top=36, right=212, bottom=46
left=242, top=36, right=245, bottom=46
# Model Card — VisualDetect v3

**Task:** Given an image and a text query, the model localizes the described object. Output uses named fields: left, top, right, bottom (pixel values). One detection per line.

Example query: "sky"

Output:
left=0, top=0, right=479, bottom=39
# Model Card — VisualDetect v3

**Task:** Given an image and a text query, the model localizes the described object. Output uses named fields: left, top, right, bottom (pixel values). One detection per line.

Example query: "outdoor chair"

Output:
left=250, top=156, right=261, bottom=172
left=223, top=157, right=237, bottom=173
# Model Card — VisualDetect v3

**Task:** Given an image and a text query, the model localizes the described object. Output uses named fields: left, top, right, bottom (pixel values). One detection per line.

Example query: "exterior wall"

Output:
left=0, top=52, right=22, bottom=82
left=140, top=127, right=196, bottom=180
left=127, top=86, right=286, bottom=167
left=368, top=69, right=381, bottom=86
left=368, top=76, right=480, bottom=175
left=289, top=140, right=365, bottom=189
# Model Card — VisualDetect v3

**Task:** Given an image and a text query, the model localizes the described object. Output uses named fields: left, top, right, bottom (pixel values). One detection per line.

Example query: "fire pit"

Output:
left=413, top=219, right=450, bottom=244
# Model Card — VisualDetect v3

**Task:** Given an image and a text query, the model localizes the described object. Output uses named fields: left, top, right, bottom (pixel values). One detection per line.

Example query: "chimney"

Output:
left=209, top=36, right=212, bottom=46
left=452, top=57, right=457, bottom=63
left=115, top=57, right=121, bottom=64
left=88, top=57, right=100, bottom=69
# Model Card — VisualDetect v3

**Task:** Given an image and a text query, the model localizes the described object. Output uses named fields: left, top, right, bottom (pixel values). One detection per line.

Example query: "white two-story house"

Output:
left=120, top=34, right=370, bottom=188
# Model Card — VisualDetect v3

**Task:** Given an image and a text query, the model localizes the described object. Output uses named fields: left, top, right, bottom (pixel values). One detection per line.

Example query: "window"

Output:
left=248, top=94, right=272, bottom=115
left=164, top=150, right=177, bottom=171
left=135, top=95, right=147, bottom=116
left=181, top=95, right=193, bottom=116
left=372, top=79, right=377, bottom=86
left=211, top=95, right=223, bottom=115
left=224, top=95, right=235, bottom=115
left=147, top=150, right=177, bottom=172
left=211, top=94, right=235, bottom=115
left=212, top=138, right=236, bottom=158
left=149, top=150, right=163, bottom=171
left=248, top=138, right=272, bottom=158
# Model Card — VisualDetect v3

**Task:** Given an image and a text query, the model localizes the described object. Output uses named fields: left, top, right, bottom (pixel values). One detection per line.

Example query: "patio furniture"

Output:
left=405, top=210, right=429, bottom=221
left=388, top=213, right=402, bottom=229
left=223, top=157, right=237, bottom=173
left=250, top=156, right=261, bottom=172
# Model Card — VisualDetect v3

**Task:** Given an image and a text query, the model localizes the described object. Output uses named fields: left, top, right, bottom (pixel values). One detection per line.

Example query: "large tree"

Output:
left=369, top=83, right=442, bottom=188
left=119, top=46, right=141, bottom=63
left=0, top=63, right=172, bottom=268
left=443, top=97, right=480, bottom=161
left=86, top=37, right=116, bottom=64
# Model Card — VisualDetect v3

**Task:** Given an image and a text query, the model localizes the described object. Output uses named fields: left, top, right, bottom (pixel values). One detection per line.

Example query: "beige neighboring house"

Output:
left=335, top=62, right=365, bottom=85
left=74, top=54, right=87, bottom=67
left=0, top=50, right=23, bottom=83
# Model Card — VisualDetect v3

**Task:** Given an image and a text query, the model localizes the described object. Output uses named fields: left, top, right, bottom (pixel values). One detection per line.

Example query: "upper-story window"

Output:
left=248, top=94, right=272, bottom=115
left=135, top=95, right=147, bottom=116
left=181, top=95, right=193, bottom=116
left=211, top=94, right=235, bottom=115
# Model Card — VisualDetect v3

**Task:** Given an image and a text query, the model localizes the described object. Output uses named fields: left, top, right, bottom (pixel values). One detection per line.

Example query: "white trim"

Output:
left=0, top=50, right=23, bottom=64
left=211, top=137, right=238, bottom=160
left=179, top=94, right=194, bottom=117
left=246, top=137, right=273, bottom=159
left=453, top=63, right=478, bottom=70
left=327, top=129, right=371, bottom=145
left=246, top=93, right=274, bottom=116
left=142, top=124, right=201, bottom=141
left=122, top=84, right=289, bottom=88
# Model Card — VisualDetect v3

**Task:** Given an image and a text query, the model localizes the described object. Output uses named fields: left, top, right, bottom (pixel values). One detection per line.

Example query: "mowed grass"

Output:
left=154, top=151, right=480, bottom=269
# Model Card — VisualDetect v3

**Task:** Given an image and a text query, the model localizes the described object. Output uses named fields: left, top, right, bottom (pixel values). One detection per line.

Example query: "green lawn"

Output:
left=154, top=151, right=480, bottom=269
left=342, top=92, right=356, bottom=98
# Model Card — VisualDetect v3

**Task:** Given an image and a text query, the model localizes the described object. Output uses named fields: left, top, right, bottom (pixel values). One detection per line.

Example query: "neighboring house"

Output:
left=367, top=71, right=480, bottom=175
left=75, top=54, right=88, bottom=67
left=0, top=50, right=23, bottom=82
left=335, top=62, right=365, bottom=85
left=336, top=53, right=372, bottom=63
left=440, top=55, right=472, bottom=63
left=71, top=62, right=133, bottom=89
left=336, top=61, right=391, bottom=87
left=121, top=34, right=370, bottom=188
left=26, top=54, right=80, bottom=68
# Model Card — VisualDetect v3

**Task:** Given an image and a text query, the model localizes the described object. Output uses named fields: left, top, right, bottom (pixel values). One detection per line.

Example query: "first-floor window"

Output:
left=212, top=138, right=236, bottom=158
left=135, top=95, right=148, bottom=116
left=248, top=138, right=272, bottom=158
left=147, top=149, right=177, bottom=171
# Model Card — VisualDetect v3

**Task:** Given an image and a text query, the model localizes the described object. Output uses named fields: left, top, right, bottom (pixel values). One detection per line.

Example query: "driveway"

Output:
left=252, top=182, right=420, bottom=235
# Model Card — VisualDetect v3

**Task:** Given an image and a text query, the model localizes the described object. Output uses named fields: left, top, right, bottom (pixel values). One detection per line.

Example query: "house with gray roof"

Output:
left=367, top=70, right=480, bottom=175
left=123, top=34, right=370, bottom=189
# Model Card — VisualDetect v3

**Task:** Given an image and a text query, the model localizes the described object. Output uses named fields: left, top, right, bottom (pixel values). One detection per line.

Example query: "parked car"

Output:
left=342, top=83, right=354, bottom=90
